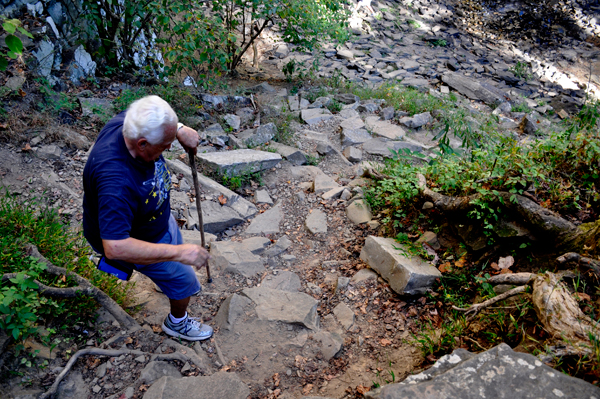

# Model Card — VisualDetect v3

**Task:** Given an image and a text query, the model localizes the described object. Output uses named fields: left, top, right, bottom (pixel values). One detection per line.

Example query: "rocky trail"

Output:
left=2, top=0, right=600, bottom=397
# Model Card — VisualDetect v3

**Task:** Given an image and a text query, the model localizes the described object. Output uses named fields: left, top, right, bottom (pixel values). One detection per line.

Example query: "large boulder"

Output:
left=442, top=72, right=508, bottom=106
left=365, top=344, right=600, bottom=399
left=360, top=236, right=441, bottom=295
left=209, top=241, right=265, bottom=277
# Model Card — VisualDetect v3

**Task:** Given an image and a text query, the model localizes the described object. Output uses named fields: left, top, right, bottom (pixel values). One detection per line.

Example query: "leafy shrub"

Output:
left=0, top=18, right=32, bottom=71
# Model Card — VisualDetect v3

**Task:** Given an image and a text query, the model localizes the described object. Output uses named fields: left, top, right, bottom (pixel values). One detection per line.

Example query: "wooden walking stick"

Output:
left=188, top=149, right=212, bottom=283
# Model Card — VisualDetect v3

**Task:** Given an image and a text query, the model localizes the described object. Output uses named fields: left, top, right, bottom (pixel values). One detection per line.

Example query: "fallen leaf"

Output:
left=455, top=257, right=468, bottom=268
left=438, top=262, right=451, bottom=273
left=490, top=262, right=499, bottom=270
left=302, top=384, right=313, bottom=395
left=356, top=384, right=371, bottom=394
left=18, top=88, right=26, bottom=97
left=497, top=256, right=514, bottom=269
left=218, top=194, right=227, bottom=205
left=60, top=275, right=66, bottom=283
left=22, top=143, right=32, bottom=152
left=499, top=268, right=513, bottom=274
left=0, top=122, right=7, bottom=129
left=575, top=292, right=591, bottom=301
left=380, top=338, right=392, bottom=346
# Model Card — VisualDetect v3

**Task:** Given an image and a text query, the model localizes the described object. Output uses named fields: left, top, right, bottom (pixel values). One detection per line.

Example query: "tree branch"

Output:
left=453, top=285, right=529, bottom=320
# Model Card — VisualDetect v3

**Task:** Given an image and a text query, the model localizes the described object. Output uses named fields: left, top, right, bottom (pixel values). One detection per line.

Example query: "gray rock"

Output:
left=215, top=294, right=253, bottom=331
left=69, top=45, right=97, bottom=84
left=166, top=159, right=258, bottom=219
left=357, top=103, right=380, bottom=113
left=245, top=202, right=283, bottom=234
left=255, top=189, right=273, bottom=205
left=223, top=114, right=241, bottom=131
left=209, top=241, right=265, bottom=277
left=322, top=187, right=345, bottom=200
left=143, top=372, right=250, bottom=399
left=336, top=49, right=354, bottom=60
left=5, top=75, right=25, bottom=91
left=360, top=236, right=441, bottom=295
left=37, top=144, right=62, bottom=160
left=442, top=72, right=507, bottom=105
left=192, top=201, right=244, bottom=234
left=241, top=236, right=272, bottom=255
left=263, top=235, right=293, bottom=257
left=366, top=344, right=600, bottom=399
left=60, top=128, right=92, bottom=150
left=346, top=199, right=372, bottom=224
left=333, top=303, right=355, bottom=330
left=305, top=209, right=328, bottom=234
left=302, top=108, right=334, bottom=125
left=399, top=112, right=432, bottom=128
left=309, top=97, right=332, bottom=109
left=246, top=82, right=276, bottom=93
left=416, top=231, right=441, bottom=250
left=180, top=230, right=217, bottom=247
left=140, top=361, right=182, bottom=384
left=362, top=139, right=423, bottom=157
left=261, top=270, right=301, bottom=292
left=275, top=44, right=289, bottom=58
left=381, top=106, right=395, bottom=120
left=313, top=174, right=340, bottom=194
left=197, top=149, right=281, bottom=176
left=343, top=146, right=362, bottom=162
left=316, top=142, right=335, bottom=155
left=242, top=287, right=319, bottom=330
left=312, top=331, right=343, bottom=360
left=269, top=142, right=307, bottom=165
left=400, top=77, right=431, bottom=89
left=335, top=93, right=360, bottom=104
left=339, top=108, right=360, bottom=119
left=340, top=116, right=365, bottom=131
left=235, top=107, right=255, bottom=125
left=351, top=268, right=378, bottom=283
left=57, top=371, right=90, bottom=399
left=341, top=128, right=372, bottom=146
left=365, top=116, right=406, bottom=139
left=33, top=41, right=55, bottom=78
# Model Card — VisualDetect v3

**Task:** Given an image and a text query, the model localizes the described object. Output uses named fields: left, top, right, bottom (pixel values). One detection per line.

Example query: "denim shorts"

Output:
left=95, top=216, right=201, bottom=300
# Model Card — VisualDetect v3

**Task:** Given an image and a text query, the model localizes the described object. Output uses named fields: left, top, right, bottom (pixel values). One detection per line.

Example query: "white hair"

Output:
left=122, top=95, right=178, bottom=145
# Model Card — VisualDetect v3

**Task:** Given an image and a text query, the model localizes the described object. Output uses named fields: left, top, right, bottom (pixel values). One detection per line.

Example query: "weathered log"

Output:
left=1, top=244, right=140, bottom=332
left=531, top=272, right=599, bottom=345
left=415, top=174, right=600, bottom=255
left=487, top=273, right=536, bottom=285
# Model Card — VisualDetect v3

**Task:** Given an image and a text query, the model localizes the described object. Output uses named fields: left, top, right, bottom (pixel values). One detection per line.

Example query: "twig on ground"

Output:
left=453, top=285, right=529, bottom=320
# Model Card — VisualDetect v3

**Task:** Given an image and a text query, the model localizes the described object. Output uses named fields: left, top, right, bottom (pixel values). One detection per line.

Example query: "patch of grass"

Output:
left=407, top=19, right=421, bottom=29
left=266, top=111, right=300, bottom=145
left=0, top=192, right=133, bottom=351
left=430, top=39, right=448, bottom=47
left=306, top=154, right=320, bottom=166
left=327, top=99, right=343, bottom=113
left=509, top=61, right=532, bottom=81
left=511, top=102, right=532, bottom=113
left=113, top=85, right=200, bottom=117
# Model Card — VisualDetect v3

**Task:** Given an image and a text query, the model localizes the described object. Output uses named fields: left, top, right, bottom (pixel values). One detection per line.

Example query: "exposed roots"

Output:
left=557, top=252, right=600, bottom=279
left=453, top=285, right=529, bottom=320
left=1, top=244, right=140, bottom=332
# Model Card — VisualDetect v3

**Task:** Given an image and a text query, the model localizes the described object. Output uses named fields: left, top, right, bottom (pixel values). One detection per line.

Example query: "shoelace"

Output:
left=180, top=317, right=203, bottom=334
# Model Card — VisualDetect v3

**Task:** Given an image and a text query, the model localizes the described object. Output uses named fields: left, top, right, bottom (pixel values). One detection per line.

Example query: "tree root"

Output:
left=557, top=252, right=600, bottom=278
left=1, top=244, right=140, bottom=331
left=487, top=273, right=536, bottom=285
left=39, top=347, right=206, bottom=399
left=453, top=285, right=529, bottom=320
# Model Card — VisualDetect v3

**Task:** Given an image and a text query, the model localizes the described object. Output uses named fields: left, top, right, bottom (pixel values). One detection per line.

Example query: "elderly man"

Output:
left=83, top=95, right=212, bottom=341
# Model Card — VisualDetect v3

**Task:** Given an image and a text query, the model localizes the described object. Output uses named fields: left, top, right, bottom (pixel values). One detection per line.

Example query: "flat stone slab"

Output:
left=237, top=123, right=277, bottom=147
left=333, top=303, right=355, bottom=330
left=144, top=372, right=249, bottom=399
left=261, top=270, right=301, bottom=292
left=191, top=201, right=244, bottom=234
left=241, top=287, right=319, bottom=330
left=366, top=344, right=600, bottom=399
left=197, top=149, right=281, bottom=176
left=362, top=139, right=423, bottom=157
left=340, top=117, right=365, bottom=131
left=302, top=108, right=334, bottom=125
left=442, top=72, right=508, bottom=105
left=360, top=236, right=441, bottom=295
left=210, top=241, right=265, bottom=277
left=166, top=159, right=257, bottom=219
left=263, top=235, right=292, bottom=257
left=245, top=202, right=283, bottom=234
left=365, top=117, right=405, bottom=139
left=269, top=142, right=307, bottom=165
left=305, top=209, right=328, bottom=234
left=214, top=293, right=253, bottom=331
left=241, top=236, right=271, bottom=255
left=313, top=174, right=340, bottom=194
left=254, top=189, right=273, bottom=205
left=341, top=128, right=372, bottom=146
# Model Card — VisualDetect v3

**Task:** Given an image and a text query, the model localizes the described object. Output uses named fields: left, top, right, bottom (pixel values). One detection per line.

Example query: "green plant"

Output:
left=327, top=99, right=343, bottom=113
left=508, top=61, right=532, bottom=81
left=283, top=59, right=298, bottom=82
left=306, top=154, right=320, bottom=166
left=0, top=18, right=32, bottom=71
left=511, top=102, right=532, bottom=113
left=152, top=0, right=350, bottom=78
left=407, top=19, right=421, bottom=29
left=430, top=39, right=447, bottom=47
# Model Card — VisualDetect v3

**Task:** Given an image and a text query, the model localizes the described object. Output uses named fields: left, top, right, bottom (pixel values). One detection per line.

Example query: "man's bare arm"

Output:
left=103, top=237, right=209, bottom=270
left=176, top=125, right=199, bottom=155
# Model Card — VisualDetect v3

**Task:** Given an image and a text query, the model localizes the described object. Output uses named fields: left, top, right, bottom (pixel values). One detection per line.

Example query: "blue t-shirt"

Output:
left=83, top=112, right=172, bottom=254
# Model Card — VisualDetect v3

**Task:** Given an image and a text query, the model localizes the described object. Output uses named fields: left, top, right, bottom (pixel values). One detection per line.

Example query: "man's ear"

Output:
left=137, top=138, right=148, bottom=150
